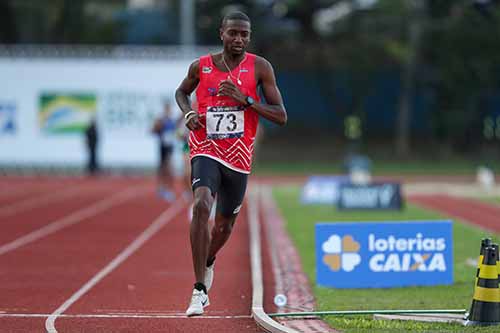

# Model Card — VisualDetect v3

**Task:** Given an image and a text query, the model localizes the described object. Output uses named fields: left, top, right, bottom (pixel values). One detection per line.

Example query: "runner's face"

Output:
left=220, top=20, right=251, bottom=56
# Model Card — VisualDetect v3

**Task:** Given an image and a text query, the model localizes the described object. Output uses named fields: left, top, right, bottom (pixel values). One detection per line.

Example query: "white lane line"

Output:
left=45, top=201, right=185, bottom=333
left=0, top=187, right=147, bottom=256
left=248, top=186, right=299, bottom=333
left=0, top=185, right=98, bottom=218
left=261, top=186, right=284, bottom=295
left=1, top=313, right=251, bottom=319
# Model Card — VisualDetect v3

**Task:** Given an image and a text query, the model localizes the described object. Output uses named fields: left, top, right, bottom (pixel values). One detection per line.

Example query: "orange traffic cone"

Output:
left=465, top=246, right=500, bottom=326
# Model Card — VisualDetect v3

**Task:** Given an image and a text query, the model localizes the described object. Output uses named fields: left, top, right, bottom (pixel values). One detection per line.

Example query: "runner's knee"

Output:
left=213, top=216, right=236, bottom=237
left=215, top=223, right=233, bottom=237
left=193, top=194, right=212, bottom=222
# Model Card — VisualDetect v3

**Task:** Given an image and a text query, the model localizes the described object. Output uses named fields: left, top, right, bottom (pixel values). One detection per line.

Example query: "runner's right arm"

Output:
left=175, top=60, right=202, bottom=131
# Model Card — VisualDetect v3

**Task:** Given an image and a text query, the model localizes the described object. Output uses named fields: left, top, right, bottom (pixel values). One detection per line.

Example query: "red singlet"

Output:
left=189, top=53, right=260, bottom=174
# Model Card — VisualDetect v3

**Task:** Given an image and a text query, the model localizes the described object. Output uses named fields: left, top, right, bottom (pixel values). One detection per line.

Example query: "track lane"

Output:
left=0, top=190, right=169, bottom=332
left=0, top=181, right=76, bottom=207
left=0, top=177, right=277, bottom=332
left=0, top=183, right=138, bottom=246
left=45, top=202, right=186, bottom=332
left=0, top=187, right=148, bottom=256
left=409, top=194, right=500, bottom=232
left=54, top=204, right=264, bottom=332
left=0, top=178, right=153, bottom=219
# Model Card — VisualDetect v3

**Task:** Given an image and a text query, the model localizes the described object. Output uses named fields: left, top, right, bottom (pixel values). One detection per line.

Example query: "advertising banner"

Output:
left=39, top=93, right=97, bottom=134
left=337, top=182, right=403, bottom=210
left=0, top=102, right=16, bottom=134
left=0, top=57, right=192, bottom=167
left=300, top=175, right=349, bottom=205
left=316, top=221, right=453, bottom=288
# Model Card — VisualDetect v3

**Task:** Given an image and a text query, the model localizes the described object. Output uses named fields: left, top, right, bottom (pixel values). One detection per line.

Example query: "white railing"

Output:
left=0, top=44, right=218, bottom=60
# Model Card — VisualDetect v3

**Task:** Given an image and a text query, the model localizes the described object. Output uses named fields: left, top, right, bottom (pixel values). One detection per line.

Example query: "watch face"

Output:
left=247, top=96, right=254, bottom=105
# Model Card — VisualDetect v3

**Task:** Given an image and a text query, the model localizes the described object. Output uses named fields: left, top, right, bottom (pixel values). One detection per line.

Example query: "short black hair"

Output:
left=221, top=11, right=251, bottom=27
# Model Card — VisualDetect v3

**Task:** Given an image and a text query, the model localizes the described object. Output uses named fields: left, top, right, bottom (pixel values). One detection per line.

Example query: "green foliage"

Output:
left=424, top=1, right=500, bottom=146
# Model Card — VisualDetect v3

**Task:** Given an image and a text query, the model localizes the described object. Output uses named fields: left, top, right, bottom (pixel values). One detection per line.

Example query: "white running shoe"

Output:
left=205, top=262, right=215, bottom=291
left=185, top=289, right=209, bottom=317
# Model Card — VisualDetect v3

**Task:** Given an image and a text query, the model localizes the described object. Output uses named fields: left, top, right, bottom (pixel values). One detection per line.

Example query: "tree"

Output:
left=395, top=0, right=426, bottom=157
left=424, top=0, right=500, bottom=152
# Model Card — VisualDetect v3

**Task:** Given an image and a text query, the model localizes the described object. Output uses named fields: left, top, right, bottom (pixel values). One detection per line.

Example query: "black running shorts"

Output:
left=190, top=156, right=248, bottom=218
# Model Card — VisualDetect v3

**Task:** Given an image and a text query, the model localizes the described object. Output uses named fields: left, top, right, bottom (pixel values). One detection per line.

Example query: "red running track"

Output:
left=409, top=194, right=500, bottom=233
left=0, top=177, right=273, bottom=332
left=0, top=180, right=138, bottom=246
left=0, top=179, right=78, bottom=206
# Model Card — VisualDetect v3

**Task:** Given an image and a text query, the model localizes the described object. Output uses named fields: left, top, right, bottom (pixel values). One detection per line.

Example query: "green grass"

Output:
left=476, top=197, right=500, bottom=205
left=253, top=159, right=500, bottom=176
left=272, top=185, right=500, bottom=332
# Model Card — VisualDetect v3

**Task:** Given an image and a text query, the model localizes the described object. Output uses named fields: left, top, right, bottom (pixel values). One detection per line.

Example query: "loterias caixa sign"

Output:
left=315, top=221, right=453, bottom=288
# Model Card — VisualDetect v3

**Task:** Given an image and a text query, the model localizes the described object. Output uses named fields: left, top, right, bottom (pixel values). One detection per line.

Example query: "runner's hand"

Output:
left=217, top=79, right=246, bottom=105
left=186, top=113, right=204, bottom=131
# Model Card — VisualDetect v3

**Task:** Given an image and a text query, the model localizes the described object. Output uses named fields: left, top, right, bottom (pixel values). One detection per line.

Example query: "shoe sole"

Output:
left=186, top=299, right=210, bottom=317
left=186, top=310, right=203, bottom=317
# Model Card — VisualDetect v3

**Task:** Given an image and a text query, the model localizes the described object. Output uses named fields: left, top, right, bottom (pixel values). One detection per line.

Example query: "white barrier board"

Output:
left=0, top=57, right=192, bottom=168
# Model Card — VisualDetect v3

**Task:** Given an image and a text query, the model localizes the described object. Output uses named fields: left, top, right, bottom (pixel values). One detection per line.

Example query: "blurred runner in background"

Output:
left=151, top=102, right=176, bottom=201
left=85, top=118, right=99, bottom=176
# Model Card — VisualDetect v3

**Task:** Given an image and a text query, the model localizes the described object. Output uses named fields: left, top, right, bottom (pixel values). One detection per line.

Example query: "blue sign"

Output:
left=300, top=175, right=349, bottom=205
left=337, top=182, right=403, bottom=210
left=316, top=221, right=453, bottom=288
left=0, top=102, right=16, bottom=134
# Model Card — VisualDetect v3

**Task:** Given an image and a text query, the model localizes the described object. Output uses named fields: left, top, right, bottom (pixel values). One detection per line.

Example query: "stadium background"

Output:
left=2, top=2, right=500, bottom=332
left=2, top=0, right=500, bottom=172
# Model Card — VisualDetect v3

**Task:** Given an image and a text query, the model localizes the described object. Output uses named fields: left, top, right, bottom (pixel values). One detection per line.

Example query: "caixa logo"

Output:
left=322, top=234, right=361, bottom=272
left=368, top=233, right=447, bottom=272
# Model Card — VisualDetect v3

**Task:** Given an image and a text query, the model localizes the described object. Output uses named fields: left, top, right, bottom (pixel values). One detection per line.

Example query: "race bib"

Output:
left=206, top=106, right=244, bottom=139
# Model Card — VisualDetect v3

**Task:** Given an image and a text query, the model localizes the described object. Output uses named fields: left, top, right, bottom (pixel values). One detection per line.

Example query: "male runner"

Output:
left=175, top=11, right=287, bottom=316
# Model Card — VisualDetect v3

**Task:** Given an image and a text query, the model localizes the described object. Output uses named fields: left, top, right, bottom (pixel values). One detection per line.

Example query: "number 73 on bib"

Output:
left=206, top=105, right=245, bottom=139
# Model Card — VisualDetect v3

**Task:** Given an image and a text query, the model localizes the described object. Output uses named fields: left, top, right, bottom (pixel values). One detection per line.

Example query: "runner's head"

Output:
left=220, top=11, right=251, bottom=56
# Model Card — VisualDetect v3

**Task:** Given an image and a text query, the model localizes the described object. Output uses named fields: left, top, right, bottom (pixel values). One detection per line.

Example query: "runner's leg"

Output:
left=207, top=165, right=247, bottom=263
left=190, top=157, right=221, bottom=285
left=191, top=186, right=214, bottom=284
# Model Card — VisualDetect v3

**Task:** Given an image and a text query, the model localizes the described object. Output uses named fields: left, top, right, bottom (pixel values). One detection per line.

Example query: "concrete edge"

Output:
left=248, top=185, right=300, bottom=333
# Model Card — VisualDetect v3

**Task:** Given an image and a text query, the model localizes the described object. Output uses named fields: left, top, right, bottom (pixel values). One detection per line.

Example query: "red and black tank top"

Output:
left=189, top=53, right=260, bottom=174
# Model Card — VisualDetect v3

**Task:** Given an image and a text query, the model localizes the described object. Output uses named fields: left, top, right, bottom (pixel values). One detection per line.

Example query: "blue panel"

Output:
left=316, top=221, right=454, bottom=288
left=337, top=182, right=403, bottom=210
left=300, top=175, right=350, bottom=205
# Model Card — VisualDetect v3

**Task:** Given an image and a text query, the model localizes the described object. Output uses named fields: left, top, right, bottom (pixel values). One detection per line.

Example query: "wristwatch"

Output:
left=245, top=96, right=255, bottom=107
